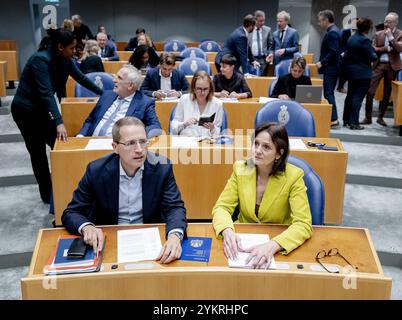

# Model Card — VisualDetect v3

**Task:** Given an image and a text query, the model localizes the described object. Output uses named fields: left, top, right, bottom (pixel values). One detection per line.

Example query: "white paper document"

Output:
left=171, top=136, right=199, bottom=148
left=258, top=97, right=280, bottom=104
left=228, top=233, right=277, bottom=269
left=219, top=97, right=239, bottom=102
left=117, top=227, right=162, bottom=264
left=85, top=139, right=113, bottom=150
left=289, top=138, right=308, bottom=150
left=161, top=97, right=179, bottom=102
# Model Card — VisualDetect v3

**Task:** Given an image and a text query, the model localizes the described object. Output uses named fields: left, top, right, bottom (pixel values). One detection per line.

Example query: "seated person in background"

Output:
left=141, top=52, right=189, bottom=99
left=77, top=65, right=161, bottom=138
left=213, top=54, right=252, bottom=99
left=137, top=33, right=156, bottom=49
left=63, top=117, right=187, bottom=264
left=171, top=70, right=224, bottom=137
left=212, top=123, right=313, bottom=269
left=80, top=40, right=105, bottom=74
left=72, top=42, right=85, bottom=68
left=62, top=19, right=74, bottom=32
left=125, top=27, right=145, bottom=51
left=97, top=25, right=114, bottom=42
left=271, top=57, right=311, bottom=99
left=129, top=45, right=160, bottom=74
left=96, top=32, right=119, bottom=61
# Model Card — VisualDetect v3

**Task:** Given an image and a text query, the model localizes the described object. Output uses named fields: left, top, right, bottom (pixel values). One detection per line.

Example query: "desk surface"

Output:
left=21, top=223, right=391, bottom=299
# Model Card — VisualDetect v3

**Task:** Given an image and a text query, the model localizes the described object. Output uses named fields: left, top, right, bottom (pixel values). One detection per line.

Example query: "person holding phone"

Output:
left=170, top=70, right=224, bottom=137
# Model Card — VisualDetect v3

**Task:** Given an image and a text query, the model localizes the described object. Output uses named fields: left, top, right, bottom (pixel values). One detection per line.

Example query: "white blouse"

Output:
left=170, top=93, right=224, bottom=137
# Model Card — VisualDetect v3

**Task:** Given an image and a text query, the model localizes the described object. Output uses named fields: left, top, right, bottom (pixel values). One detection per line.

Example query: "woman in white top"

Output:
left=170, top=70, right=224, bottom=137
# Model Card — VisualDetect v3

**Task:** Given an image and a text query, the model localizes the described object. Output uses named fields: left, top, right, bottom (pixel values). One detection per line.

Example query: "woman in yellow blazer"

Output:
left=212, top=123, right=313, bottom=269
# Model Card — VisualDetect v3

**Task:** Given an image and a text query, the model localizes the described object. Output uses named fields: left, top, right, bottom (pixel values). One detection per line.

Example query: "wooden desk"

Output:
left=303, top=53, right=314, bottom=64
left=116, top=41, right=128, bottom=51
left=116, top=51, right=132, bottom=61
left=0, top=61, right=7, bottom=97
left=21, top=223, right=391, bottom=299
left=391, top=81, right=402, bottom=135
left=51, top=136, right=347, bottom=226
left=103, top=61, right=128, bottom=74
left=0, top=50, right=19, bottom=81
left=0, top=40, right=17, bottom=51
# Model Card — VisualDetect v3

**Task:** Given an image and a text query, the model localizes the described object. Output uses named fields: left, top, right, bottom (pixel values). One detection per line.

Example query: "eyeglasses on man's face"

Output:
left=315, top=248, right=357, bottom=274
left=115, top=138, right=148, bottom=150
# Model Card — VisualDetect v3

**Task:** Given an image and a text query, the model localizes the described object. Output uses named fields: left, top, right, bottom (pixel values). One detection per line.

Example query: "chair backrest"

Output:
left=199, top=40, right=221, bottom=52
left=74, top=72, right=114, bottom=97
left=178, top=57, right=211, bottom=75
left=168, top=105, right=227, bottom=134
left=287, top=155, right=325, bottom=225
left=254, top=100, right=316, bottom=137
left=164, top=40, right=187, bottom=52
left=397, top=70, right=402, bottom=81
left=268, top=78, right=278, bottom=96
left=274, top=59, right=311, bottom=77
left=181, top=47, right=207, bottom=60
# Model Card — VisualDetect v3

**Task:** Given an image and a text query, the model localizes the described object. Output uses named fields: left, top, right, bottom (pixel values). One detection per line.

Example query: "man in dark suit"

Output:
left=362, top=12, right=402, bottom=126
left=72, top=14, right=94, bottom=45
left=267, top=11, right=299, bottom=66
left=97, top=32, right=119, bottom=61
left=78, top=66, right=161, bottom=138
left=215, top=14, right=259, bottom=74
left=141, top=52, right=189, bottom=99
left=63, top=116, right=187, bottom=264
left=316, top=10, right=341, bottom=126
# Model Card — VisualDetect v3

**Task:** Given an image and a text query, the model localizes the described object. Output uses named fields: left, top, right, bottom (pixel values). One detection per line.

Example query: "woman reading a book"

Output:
left=170, top=70, right=224, bottom=137
left=212, top=123, right=313, bottom=269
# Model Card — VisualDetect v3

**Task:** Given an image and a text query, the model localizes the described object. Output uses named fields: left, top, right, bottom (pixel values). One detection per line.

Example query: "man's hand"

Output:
left=167, top=90, right=181, bottom=98
left=275, top=49, right=286, bottom=57
left=266, top=54, right=273, bottom=63
left=316, top=61, right=322, bottom=69
left=252, top=61, right=261, bottom=68
left=154, top=90, right=165, bottom=99
left=82, top=225, right=104, bottom=256
left=156, top=233, right=182, bottom=264
left=385, top=28, right=393, bottom=38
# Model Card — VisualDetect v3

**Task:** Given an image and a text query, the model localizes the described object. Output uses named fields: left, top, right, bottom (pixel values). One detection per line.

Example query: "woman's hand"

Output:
left=222, top=228, right=243, bottom=260
left=183, top=118, right=198, bottom=128
left=219, top=90, right=230, bottom=98
left=243, top=240, right=281, bottom=269
left=229, top=92, right=239, bottom=99
left=203, top=122, right=215, bottom=132
left=56, top=124, right=68, bottom=142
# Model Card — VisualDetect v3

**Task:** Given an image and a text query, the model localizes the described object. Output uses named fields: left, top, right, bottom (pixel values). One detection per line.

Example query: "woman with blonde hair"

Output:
left=80, top=39, right=105, bottom=74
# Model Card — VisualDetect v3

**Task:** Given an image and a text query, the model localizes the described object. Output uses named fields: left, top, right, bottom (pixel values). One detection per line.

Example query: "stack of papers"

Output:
left=258, top=97, right=280, bottom=104
left=289, top=138, right=308, bottom=150
left=228, top=233, right=277, bottom=269
left=85, top=139, right=113, bottom=150
left=161, top=97, right=179, bottom=102
left=219, top=97, right=239, bottom=102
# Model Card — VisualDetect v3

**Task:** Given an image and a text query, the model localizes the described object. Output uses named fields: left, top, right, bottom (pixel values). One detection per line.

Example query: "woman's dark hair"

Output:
left=356, top=17, right=373, bottom=34
left=252, top=122, right=289, bottom=176
left=221, top=54, right=237, bottom=66
left=136, top=28, right=146, bottom=35
left=129, top=45, right=159, bottom=69
left=38, top=28, right=76, bottom=52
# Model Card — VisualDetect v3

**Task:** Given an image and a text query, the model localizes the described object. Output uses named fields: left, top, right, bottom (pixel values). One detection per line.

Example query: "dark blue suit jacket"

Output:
left=270, top=27, right=299, bottom=65
left=62, top=153, right=187, bottom=238
left=140, top=66, right=190, bottom=97
left=100, top=44, right=119, bottom=61
left=78, top=90, right=162, bottom=137
left=318, top=24, right=341, bottom=75
left=216, top=27, right=252, bottom=74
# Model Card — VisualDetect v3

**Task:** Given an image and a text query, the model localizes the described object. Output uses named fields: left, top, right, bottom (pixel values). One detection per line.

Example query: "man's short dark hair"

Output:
left=243, top=14, right=256, bottom=28
left=136, top=28, right=145, bottom=35
left=318, top=10, right=335, bottom=24
left=357, top=17, right=373, bottom=34
left=159, top=52, right=176, bottom=65
left=221, top=54, right=237, bottom=66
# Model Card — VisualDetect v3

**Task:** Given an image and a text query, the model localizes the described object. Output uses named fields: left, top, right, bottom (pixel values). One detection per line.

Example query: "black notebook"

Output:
left=198, top=113, right=216, bottom=126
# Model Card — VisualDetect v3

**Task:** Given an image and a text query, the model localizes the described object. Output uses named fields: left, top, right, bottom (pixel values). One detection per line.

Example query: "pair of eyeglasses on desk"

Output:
left=315, top=248, right=358, bottom=273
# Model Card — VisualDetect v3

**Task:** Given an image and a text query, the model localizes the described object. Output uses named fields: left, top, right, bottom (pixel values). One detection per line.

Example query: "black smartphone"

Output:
left=198, top=113, right=216, bottom=126
left=318, top=145, right=338, bottom=151
left=307, top=141, right=325, bottom=147
left=67, top=238, right=88, bottom=258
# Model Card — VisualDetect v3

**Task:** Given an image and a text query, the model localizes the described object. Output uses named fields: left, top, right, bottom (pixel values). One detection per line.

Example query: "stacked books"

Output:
left=43, top=235, right=105, bottom=275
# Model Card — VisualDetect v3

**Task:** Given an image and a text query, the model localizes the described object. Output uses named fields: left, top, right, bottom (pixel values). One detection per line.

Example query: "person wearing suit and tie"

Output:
left=267, top=11, right=299, bottom=66
left=141, top=52, right=189, bottom=99
left=362, top=12, right=402, bottom=127
left=63, top=116, right=187, bottom=264
left=316, top=10, right=342, bottom=126
left=215, top=14, right=260, bottom=75
left=249, top=10, right=273, bottom=76
left=212, top=123, right=312, bottom=269
left=96, top=32, right=119, bottom=61
left=77, top=65, right=162, bottom=138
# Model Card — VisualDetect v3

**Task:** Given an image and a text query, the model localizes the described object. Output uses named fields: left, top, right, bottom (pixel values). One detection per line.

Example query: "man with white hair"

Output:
left=267, top=11, right=299, bottom=66
left=96, top=32, right=119, bottom=61
left=362, top=12, right=402, bottom=126
left=72, top=14, right=94, bottom=44
left=77, top=65, right=162, bottom=137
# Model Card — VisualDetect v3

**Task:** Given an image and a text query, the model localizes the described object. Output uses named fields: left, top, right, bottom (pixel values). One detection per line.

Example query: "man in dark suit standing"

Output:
left=63, top=116, right=187, bottom=264
left=267, top=11, right=299, bottom=66
left=72, top=14, right=94, bottom=45
left=77, top=65, right=161, bottom=138
left=96, top=32, right=119, bottom=61
left=215, top=14, right=259, bottom=74
left=362, top=12, right=402, bottom=126
left=141, top=53, right=189, bottom=99
left=316, top=10, right=341, bottom=126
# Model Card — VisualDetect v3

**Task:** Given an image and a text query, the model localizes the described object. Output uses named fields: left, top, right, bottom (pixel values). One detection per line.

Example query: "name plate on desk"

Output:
left=180, top=237, right=212, bottom=262
left=85, top=139, right=113, bottom=150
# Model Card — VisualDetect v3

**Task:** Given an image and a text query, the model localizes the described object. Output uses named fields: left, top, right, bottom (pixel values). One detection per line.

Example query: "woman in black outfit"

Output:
left=11, top=28, right=103, bottom=203
left=213, top=54, right=252, bottom=99
left=343, top=18, right=377, bottom=130
left=80, top=39, right=105, bottom=74
left=271, top=57, right=312, bottom=99
left=129, top=45, right=159, bottom=74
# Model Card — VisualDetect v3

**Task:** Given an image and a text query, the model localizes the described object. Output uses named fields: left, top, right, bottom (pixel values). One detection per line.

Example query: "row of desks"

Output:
left=0, top=61, right=7, bottom=98
left=51, top=136, right=347, bottom=226
left=21, top=223, right=391, bottom=299
left=0, top=50, right=18, bottom=82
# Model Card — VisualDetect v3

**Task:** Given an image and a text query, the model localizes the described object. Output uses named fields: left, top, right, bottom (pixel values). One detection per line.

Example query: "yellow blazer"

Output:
left=212, top=160, right=313, bottom=254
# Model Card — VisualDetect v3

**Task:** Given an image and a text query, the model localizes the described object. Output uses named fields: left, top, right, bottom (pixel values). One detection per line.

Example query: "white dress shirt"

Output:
left=251, top=27, right=263, bottom=57
left=160, top=69, right=172, bottom=92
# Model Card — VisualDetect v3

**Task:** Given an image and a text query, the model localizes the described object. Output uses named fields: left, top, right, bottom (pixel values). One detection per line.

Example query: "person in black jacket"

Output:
left=129, top=45, right=159, bottom=74
left=271, top=57, right=312, bottom=99
left=72, top=15, right=94, bottom=45
left=343, top=18, right=377, bottom=129
left=80, top=40, right=105, bottom=74
left=11, top=28, right=103, bottom=203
